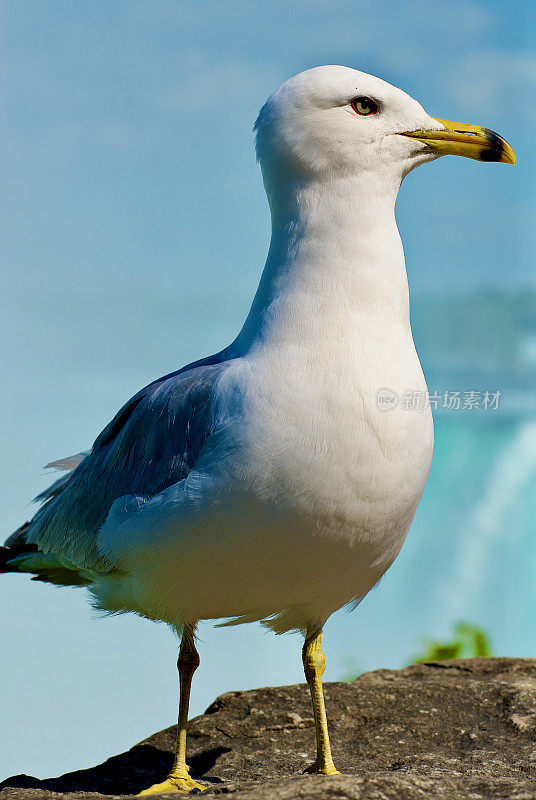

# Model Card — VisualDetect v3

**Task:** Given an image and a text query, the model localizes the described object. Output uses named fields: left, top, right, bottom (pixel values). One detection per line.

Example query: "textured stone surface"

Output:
left=2, top=658, right=536, bottom=799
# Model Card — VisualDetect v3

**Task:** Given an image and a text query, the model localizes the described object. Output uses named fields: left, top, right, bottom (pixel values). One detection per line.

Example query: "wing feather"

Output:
left=5, top=356, right=233, bottom=576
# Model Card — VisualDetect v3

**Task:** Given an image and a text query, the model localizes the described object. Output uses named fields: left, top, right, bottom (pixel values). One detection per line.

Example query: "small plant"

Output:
left=409, top=622, right=492, bottom=664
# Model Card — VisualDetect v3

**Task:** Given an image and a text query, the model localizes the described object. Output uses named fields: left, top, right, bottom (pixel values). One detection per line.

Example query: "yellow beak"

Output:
left=402, top=118, right=516, bottom=165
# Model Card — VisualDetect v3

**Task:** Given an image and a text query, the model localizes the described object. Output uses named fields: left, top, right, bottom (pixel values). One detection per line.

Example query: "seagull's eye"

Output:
left=350, top=96, right=379, bottom=116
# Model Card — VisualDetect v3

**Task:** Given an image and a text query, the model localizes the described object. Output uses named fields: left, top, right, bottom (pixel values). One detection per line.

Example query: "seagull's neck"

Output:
left=235, top=174, right=410, bottom=356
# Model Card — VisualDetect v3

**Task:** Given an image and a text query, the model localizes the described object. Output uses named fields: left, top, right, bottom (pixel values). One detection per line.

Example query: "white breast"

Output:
left=241, top=305, right=434, bottom=532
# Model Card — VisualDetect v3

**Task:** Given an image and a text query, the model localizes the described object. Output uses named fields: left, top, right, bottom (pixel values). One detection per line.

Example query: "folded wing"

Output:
left=1, top=355, right=234, bottom=584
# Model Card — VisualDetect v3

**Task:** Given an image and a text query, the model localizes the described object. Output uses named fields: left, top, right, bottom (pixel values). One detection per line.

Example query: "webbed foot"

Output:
left=138, top=773, right=205, bottom=795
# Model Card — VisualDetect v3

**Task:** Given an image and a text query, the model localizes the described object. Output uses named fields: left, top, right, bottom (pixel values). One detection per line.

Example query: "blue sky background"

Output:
left=1, top=0, right=535, bottom=783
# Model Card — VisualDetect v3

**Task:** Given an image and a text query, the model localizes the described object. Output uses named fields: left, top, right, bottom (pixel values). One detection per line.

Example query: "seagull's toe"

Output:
left=137, top=774, right=205, bottom=795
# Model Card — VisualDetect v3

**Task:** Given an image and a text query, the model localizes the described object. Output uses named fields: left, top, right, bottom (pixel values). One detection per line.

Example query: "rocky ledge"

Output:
left=2, top=658, right=536, bottom=799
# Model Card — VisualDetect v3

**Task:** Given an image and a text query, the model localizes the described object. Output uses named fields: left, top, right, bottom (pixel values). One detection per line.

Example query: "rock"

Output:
left=2, top=658, right=536, bottom=799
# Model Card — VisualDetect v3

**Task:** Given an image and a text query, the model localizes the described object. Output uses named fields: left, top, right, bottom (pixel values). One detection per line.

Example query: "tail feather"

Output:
left=2, top=522, right=92, bottom=588
left=3, top=450, right=92, bottom=587
left=2, top=522, right=38, bottom=572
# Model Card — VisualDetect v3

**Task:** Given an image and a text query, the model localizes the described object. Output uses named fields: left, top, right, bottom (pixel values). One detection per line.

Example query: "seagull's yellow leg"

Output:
left=139, top=624, right=205, bottom=795
left=302, top=628, right=340, bottom=776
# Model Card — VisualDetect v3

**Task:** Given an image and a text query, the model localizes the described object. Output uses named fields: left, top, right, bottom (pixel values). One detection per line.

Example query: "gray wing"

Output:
left=2, top=355, right=234, bottom=580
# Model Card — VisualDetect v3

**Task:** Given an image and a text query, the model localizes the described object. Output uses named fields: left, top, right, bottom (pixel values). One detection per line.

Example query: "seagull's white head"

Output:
left=255, top=65, right=515, bottom=202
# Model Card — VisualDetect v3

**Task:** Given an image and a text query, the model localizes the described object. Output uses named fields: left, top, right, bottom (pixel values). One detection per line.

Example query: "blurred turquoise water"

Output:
left=358, top=411, right=536, bottom=665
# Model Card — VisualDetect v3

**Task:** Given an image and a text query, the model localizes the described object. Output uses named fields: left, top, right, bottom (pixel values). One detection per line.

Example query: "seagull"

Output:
left=1, top=66, right=515, bottom=794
